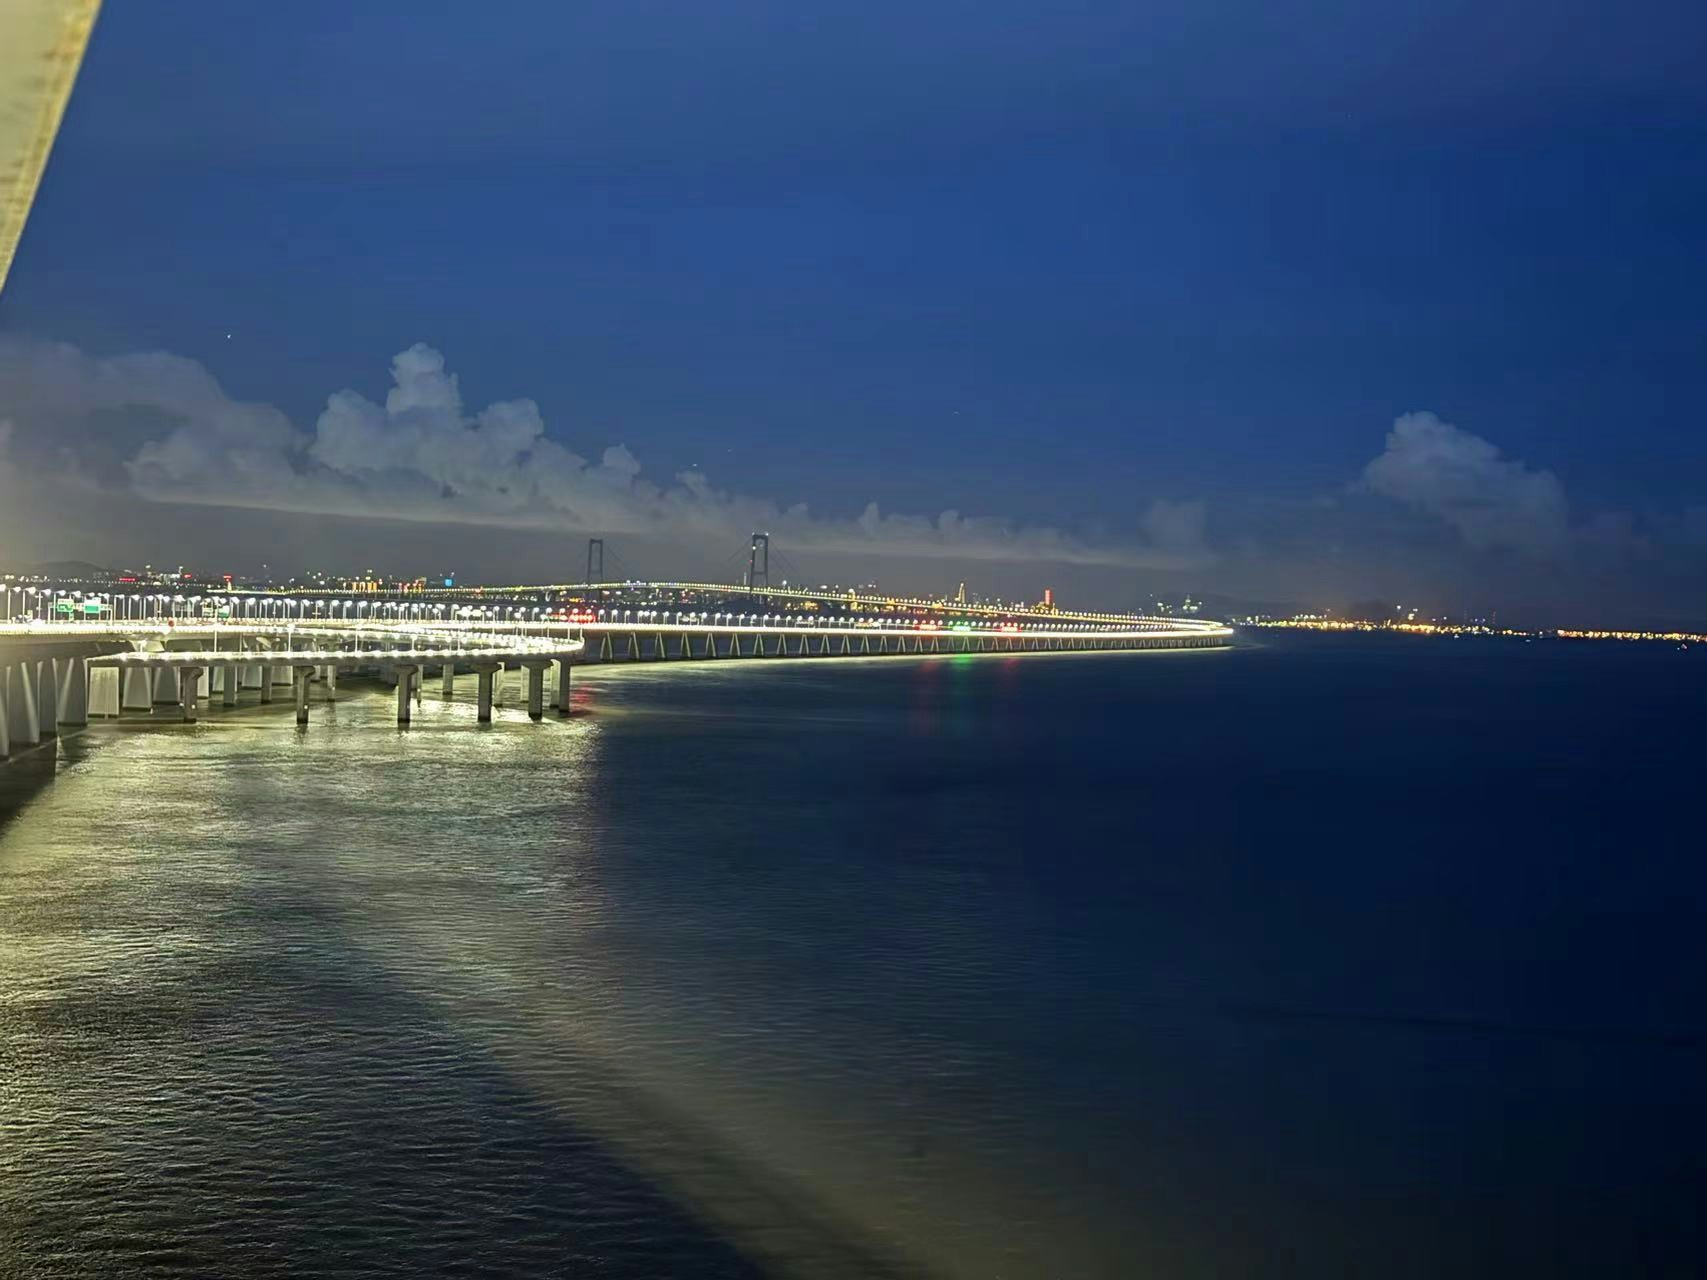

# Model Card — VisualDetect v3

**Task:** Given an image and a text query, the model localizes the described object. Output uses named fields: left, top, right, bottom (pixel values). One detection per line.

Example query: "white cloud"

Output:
left=0, top=337, right=1210, bottom=571
left=1361, top=411, right=1568, bottom=555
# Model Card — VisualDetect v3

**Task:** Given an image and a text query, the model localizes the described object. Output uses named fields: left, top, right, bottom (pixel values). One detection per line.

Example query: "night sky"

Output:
left=2, top=1, right=1705, bottom=623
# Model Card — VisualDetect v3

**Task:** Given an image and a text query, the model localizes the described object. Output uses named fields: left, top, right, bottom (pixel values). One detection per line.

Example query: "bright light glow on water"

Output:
left=3, top=641, right=1703, bottom=1277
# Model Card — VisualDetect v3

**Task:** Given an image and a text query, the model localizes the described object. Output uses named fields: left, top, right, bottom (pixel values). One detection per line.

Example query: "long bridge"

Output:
left=0, top=618, right=584, bottom=756
left=0, top=585, right=1230, bottom=757
left=0, top=22, right=1232, bottom=758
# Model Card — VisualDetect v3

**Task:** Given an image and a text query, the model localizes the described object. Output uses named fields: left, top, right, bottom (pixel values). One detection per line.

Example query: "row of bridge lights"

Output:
left=8, top=584, right=1173, bottom=630
left=560, top=582, right=1154, bottom=626
left=7, top=590, right=1162, bottom=634
left=2, top=589, right=209, bottom=621
left=2, top=592, right=525, bottom=624
left=586, top=608, right=1141, bottom=634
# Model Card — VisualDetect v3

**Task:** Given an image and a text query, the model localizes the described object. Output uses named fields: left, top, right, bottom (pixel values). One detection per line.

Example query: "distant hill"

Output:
left=21, top=559, right=112, bottom=579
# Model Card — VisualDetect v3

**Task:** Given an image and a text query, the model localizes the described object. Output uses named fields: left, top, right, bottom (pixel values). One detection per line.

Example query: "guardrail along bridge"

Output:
left=0, top=570, right=1231, bottom=754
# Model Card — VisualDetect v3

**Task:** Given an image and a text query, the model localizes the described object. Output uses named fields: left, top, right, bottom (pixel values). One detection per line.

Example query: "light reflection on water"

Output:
left=3, top=644, right=1704, bottom=1277
left=1, top=662, right=1134, bottom=1277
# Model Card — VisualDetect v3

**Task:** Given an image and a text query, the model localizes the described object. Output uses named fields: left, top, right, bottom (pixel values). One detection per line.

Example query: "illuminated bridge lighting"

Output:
left=1, top=594, right=1231, bottom=751
left=185, top=579, right=1211, bottom=631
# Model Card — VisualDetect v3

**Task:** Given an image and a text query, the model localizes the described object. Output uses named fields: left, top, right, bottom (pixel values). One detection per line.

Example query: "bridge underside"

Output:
left=580, top=628, right=1227, bottom=662
left=0, top=0, right=100, bottom=297
left=2, top=618, right=1226, bottom=752
left=0, top=619, right=582, bottom=748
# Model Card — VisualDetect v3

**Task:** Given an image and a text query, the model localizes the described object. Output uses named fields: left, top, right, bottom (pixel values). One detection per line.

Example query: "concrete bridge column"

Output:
left=34, top=660, right=57, bottom=738
left=5, top=661, right=40, bottom=747
left=442, top=663, right=455, bottom=697
left=259, top=665, right=273, bottom=703
left=555, top=659, right=572, bottom=714
left=179, top=667, right=203, bottom=722
left=152, top=666, right=180, bottom=706
left=0, top=672, right=9, bottom=758
left=293, top=666, right=314, bottom=725
left=55, top=656, right=88, bottom=727
left=524, top=661, right=549, bottom=721
left=222, top=665, right=239, bottom=707
left=395, top=665, right=419, bottom=725
left=474, top=663, right=501, bottom=723
left=121, top=667, right=154, bottom=711
left=88, top=667, right=119, bottom=717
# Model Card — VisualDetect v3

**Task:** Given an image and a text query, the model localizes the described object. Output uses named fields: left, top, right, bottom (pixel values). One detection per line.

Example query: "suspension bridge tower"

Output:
left=746, top=533, right=770, bottom=590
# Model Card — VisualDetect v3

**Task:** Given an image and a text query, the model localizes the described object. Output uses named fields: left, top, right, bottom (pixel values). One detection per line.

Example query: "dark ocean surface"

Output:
left=2, top=633, right=1703, bottom=1277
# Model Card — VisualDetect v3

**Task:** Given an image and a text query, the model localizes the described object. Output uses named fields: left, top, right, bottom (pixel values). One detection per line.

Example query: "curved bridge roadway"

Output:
left=1, top=611, right=1229, bottom=757
left=0, top=619, right=584, bottom=755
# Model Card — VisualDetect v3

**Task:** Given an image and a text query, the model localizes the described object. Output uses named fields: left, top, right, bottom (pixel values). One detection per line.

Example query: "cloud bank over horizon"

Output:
left=4, top=334, right=1700, bottom=625
left=1361, top=411, right=1570, bottom=556
left=0, top=336, right=1210, bottom=572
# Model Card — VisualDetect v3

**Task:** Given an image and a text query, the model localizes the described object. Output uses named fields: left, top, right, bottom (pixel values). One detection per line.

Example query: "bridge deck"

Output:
left=1, top=614, right=1230, bottom=752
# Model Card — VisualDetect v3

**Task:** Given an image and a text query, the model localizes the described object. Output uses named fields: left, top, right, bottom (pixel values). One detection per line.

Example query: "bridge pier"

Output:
left=121, top=667, right=153, bottom=712
left=88, top=667, right=119, bottom=717
left=555, top=658, right=572, bottom=714
left=259, top=665, right=273, bottom=703
left=5, top=661, right=40, bottom=748
left=179, top=666, right=203, bottom=722
left=35, top=660, right=57, bottom=738
left=55, top=656, right=88, bottom=727
left=152, top=666, right=180, bottom=706
left=222, top=666, right=238, bottom=707
left=395, top=665, right=419, bottom=725
left=294, top=666, right=314, bottom=725
left=524, top=661, right=549, bottom=721
left=474, top=662, right=500, bottom=723
left=442, top=663, right=455, bottom=697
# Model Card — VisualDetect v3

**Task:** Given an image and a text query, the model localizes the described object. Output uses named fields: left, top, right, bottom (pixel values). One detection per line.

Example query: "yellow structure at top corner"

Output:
left=0, top=0, right=101, bottom=298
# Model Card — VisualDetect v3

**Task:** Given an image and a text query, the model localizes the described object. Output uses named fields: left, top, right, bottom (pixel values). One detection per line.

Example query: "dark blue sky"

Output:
left=2, top=1, right=1705, bottom=621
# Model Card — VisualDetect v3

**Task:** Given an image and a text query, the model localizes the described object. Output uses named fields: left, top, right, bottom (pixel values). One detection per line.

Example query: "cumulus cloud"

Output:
left=1361, top=411, right=1569, bottom=555
left=0, top=337, right=299, bottom=453
left=0, top=337, right=1209, bottom=571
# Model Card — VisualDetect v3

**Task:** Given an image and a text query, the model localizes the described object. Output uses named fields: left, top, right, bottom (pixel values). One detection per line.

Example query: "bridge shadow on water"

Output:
left=5, top=917, right=923, bottom=1280
left=1, top=730, right=923, bottom=1280
left=0, top=698, right=318, bottom=836
left=0, top=728, right=107, bottom=834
